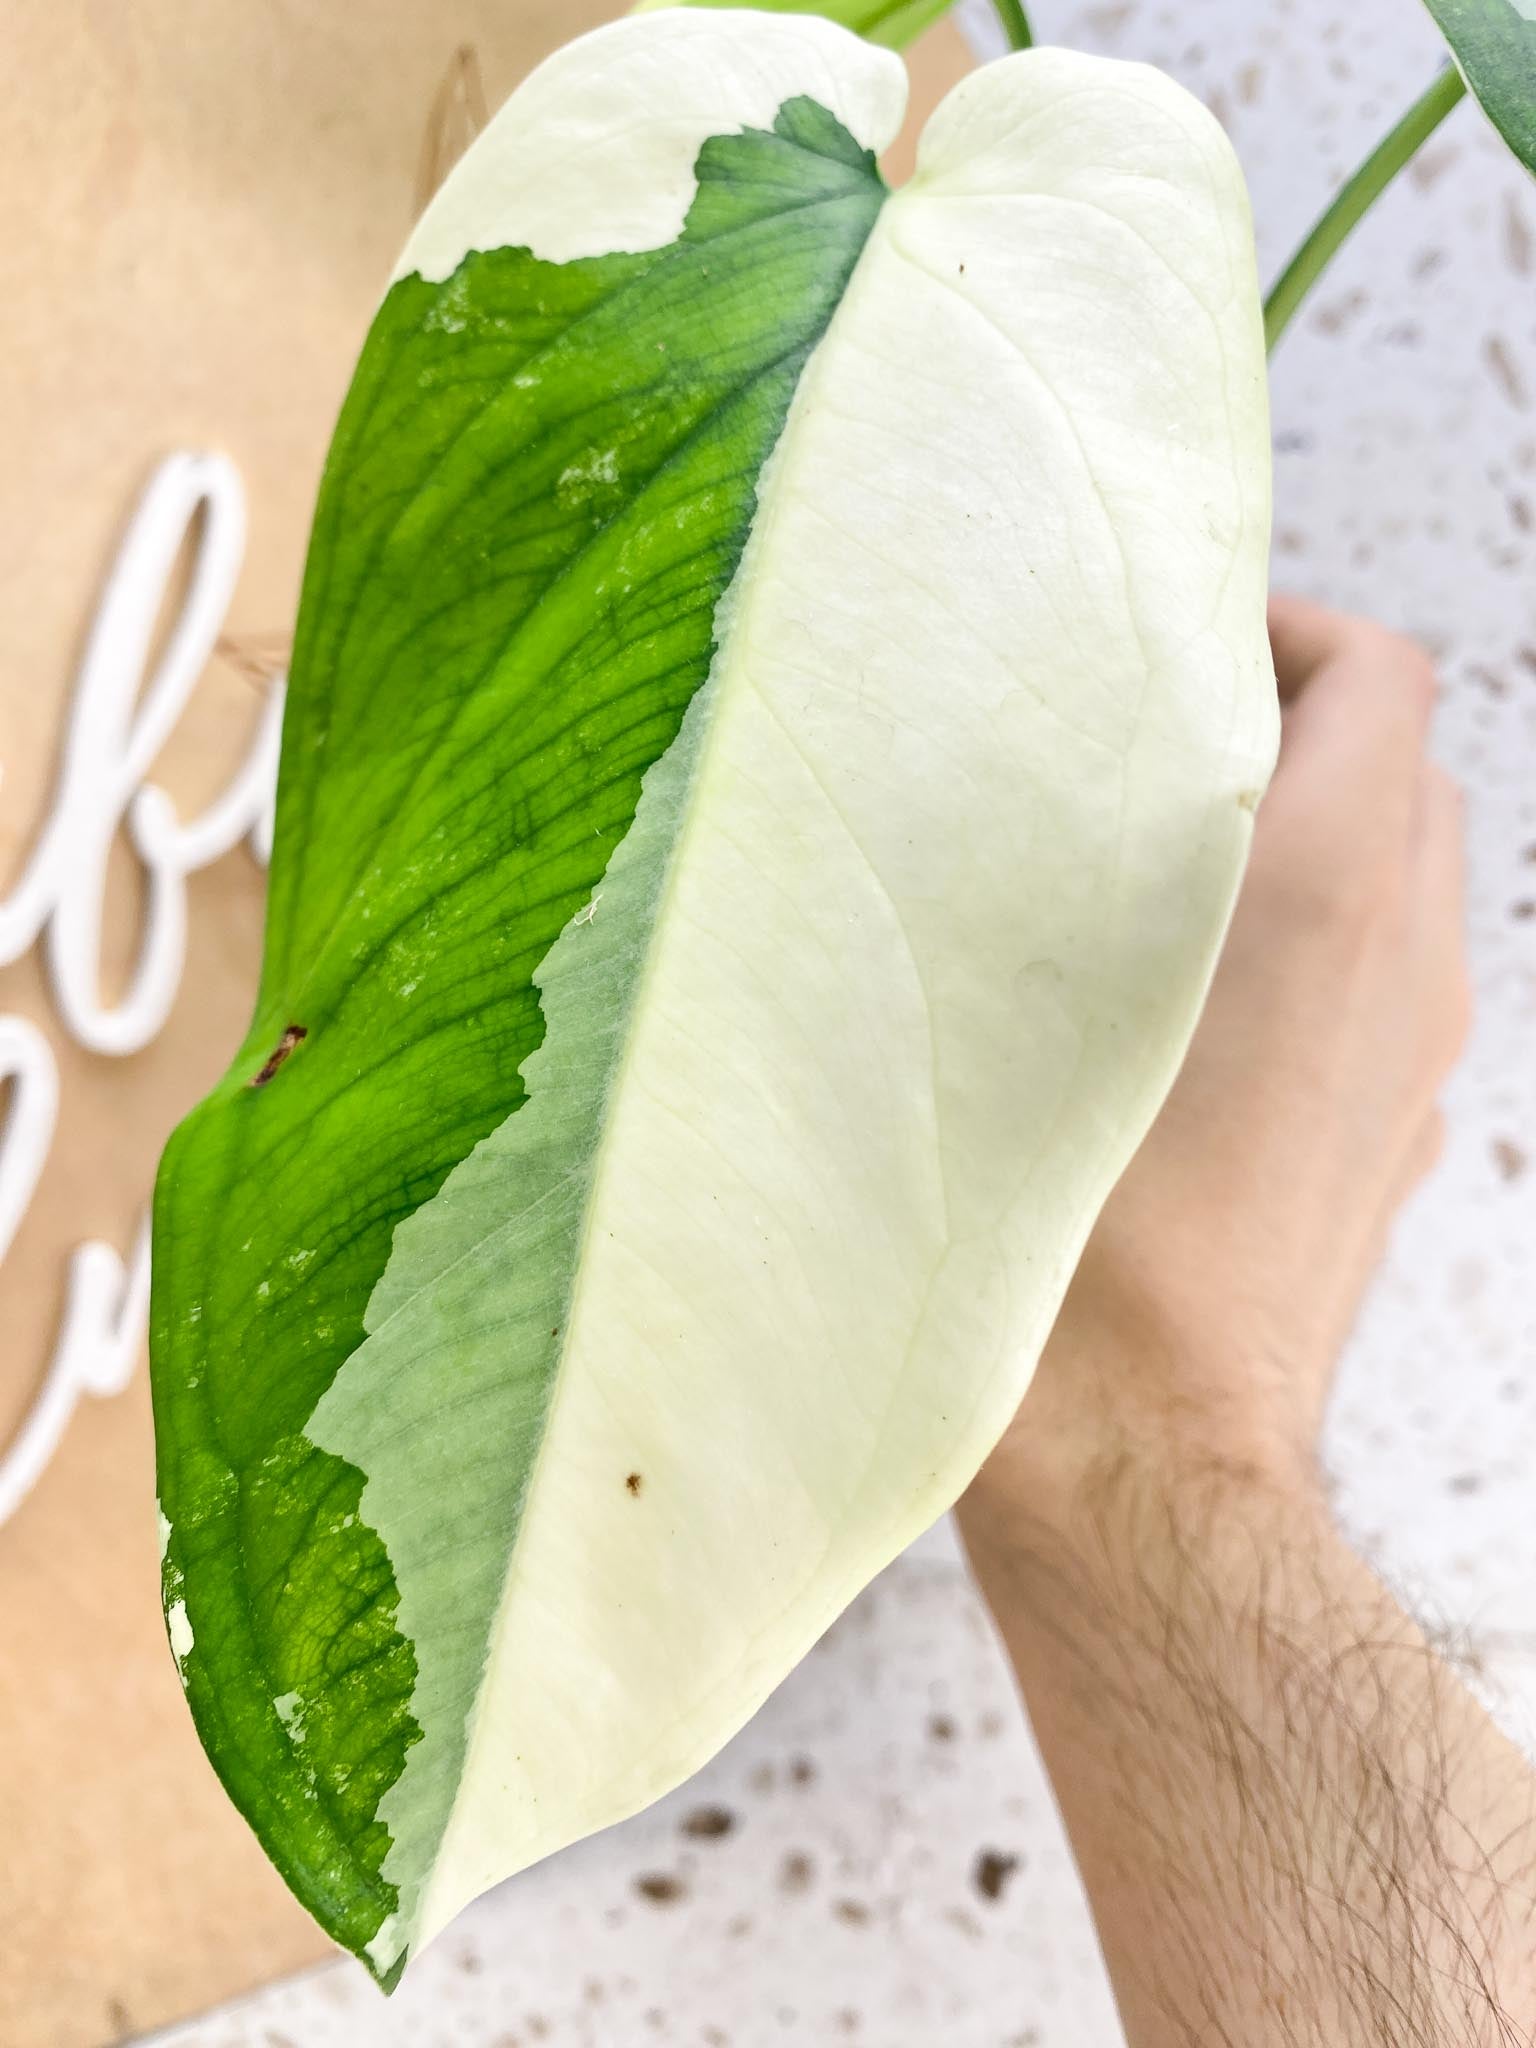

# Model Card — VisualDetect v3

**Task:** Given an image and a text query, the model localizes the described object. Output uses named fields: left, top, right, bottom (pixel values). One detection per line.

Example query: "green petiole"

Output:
left=1264, top=63, right=1468, bottom=354
left=990, top=0, right=1034, bottom=52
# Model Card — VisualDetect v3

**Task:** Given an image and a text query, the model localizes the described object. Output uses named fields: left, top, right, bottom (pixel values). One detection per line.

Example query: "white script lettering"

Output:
left=0, top=451, right=281, bottom=1526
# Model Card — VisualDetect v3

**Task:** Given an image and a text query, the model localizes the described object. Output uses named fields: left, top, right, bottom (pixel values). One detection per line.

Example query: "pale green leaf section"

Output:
left=322, top=43, right=1276, bottom=1954
left=308, top=658, right=726, bottom=1957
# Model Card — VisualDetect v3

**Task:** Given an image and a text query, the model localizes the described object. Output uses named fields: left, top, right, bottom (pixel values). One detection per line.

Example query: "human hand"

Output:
left=965, top=594, right=1469, bottom=1532
left=957, top=602, right=1536, bottom=2048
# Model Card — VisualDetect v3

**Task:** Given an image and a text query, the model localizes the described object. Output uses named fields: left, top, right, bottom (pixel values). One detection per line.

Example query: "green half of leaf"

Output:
left=151, top=13, right=1277, bottom=1984
left=1421, top=0, right=1536, bottom=172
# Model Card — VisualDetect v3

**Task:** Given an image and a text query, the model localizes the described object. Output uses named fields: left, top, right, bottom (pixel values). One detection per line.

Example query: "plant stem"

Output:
left=990, top=0, right=1033, bottom=51
left=1264, top=64, right=1466, bottom=354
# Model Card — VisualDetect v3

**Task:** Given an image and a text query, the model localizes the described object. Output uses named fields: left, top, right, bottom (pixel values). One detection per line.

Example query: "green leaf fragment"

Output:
left=1419, top=0, right=1536, bottom=175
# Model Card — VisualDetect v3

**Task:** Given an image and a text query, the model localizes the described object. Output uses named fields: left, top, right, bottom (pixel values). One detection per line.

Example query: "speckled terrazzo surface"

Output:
left=138, top=3, right=1536, bottom=2042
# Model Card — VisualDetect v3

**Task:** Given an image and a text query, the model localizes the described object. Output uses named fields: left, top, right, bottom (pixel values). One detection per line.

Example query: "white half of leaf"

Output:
left=326, top=35, right=1276, bottom=1958
left=398, top=7, right=907, bottom=279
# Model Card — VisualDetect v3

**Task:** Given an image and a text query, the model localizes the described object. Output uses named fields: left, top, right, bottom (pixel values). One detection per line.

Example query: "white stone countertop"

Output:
left=139, top=1, right=1536, bottom=2041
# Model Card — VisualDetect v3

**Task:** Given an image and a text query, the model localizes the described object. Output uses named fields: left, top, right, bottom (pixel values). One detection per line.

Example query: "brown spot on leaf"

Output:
left=928, top=1712, right=958, bottom=1743
left=250, top=1024, right=307, bottom=1087
left=788, top=1754, right=818, bottom=1788
left=973, top=1848, right=1021, bottom=1902
left=833, top=1898, right=871, bottom=1926
left=680, top=1803, right=736, bottom=1840
left=625, top=1471, right=643, bottom=1497
left=779, top=1851, right=815, bottom=1895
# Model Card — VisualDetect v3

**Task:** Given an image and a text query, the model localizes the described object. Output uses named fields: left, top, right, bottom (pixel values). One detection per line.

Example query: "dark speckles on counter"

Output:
left=1493, top=1138, right=1527, bottom=1181
left=633, top=1874, right=688, bottom=1908
left=972, top=1850, right=1022, bottom=1904
left=679, top=1804, right=736, bottom=1841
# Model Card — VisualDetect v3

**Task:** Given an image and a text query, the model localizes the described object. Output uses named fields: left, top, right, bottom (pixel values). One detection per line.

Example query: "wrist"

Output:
left=959, top=1322, right=1333, bottom=1605
left=958, top=1433, right=1341, bottom=1703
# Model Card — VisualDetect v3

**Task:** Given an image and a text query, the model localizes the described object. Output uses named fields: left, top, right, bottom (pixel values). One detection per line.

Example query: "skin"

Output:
left=960, top=596, right=1536, bottom=2048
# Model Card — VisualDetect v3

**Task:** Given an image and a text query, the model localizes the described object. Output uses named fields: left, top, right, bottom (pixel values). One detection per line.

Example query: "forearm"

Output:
left=964, top=1444, right=1536, bottom=2047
